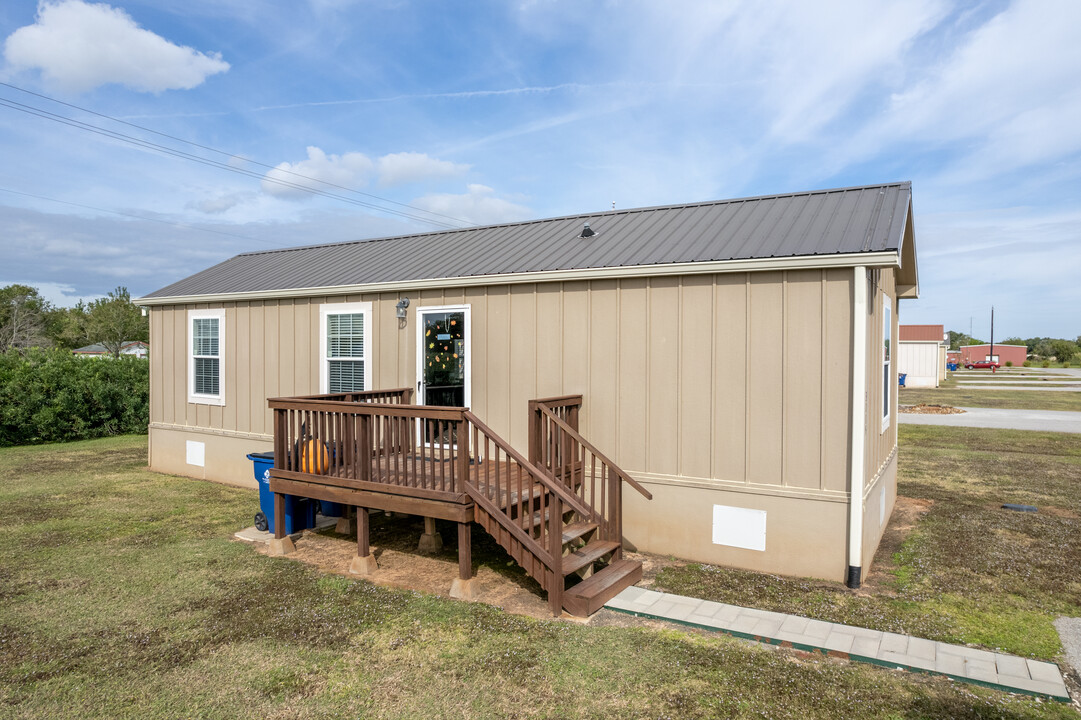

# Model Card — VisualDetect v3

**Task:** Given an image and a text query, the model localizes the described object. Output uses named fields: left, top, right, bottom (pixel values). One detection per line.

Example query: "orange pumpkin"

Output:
left=300, top=439, right=330, bottom=474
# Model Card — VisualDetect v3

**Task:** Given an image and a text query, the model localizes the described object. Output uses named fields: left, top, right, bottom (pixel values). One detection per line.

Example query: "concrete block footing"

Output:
left=267, top=537, right=296, bottom=556
left=349, top=553, right=378, bottom=576
left=417, top=532, right=444, bottom=553
left=449, top=577, right=477, bottom=600
left=335, top=517, right=356, bottom=535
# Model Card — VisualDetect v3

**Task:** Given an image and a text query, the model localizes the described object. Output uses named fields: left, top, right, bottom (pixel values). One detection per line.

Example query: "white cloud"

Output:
left=716, top=0, right=948, bottom=142
left=3, top=0, right=229, bottom=93
left=845, top=0, right=1081, bottom=183
left=412, top=184, right=531, bottom=226
left=187, top=191, right=257, bottom=214
left=0, top=279, right=102, bottom=307
left=261, top=146, right=375, bottom=199
left=904, top=206, right=1081, bottom=338
left=377, top=152, right=469, bottom=187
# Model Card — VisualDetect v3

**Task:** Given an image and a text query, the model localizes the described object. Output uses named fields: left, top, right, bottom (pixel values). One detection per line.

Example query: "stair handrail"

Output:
left=462, top=410, right=592, bottom=518
left=534, top=404, right=653, bottom=500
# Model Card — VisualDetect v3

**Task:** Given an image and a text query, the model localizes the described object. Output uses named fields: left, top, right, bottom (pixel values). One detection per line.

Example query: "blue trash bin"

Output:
left=318, top=500, right=344, bottom=518
left=898, top=373, right=907, bottom=387
left=247, top=452, right=315, bottom=534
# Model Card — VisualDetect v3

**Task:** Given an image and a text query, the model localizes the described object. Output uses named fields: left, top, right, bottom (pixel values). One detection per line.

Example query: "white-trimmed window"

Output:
left=188, top=308, right=225, bottom=405
left=881, top=300, right=891, bottom=432
left=320, top=302, right=372, bottom=393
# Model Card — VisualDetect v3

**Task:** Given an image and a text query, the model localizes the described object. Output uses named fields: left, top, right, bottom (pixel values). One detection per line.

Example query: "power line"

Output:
left=0, top=95, right=461, bottom=229
left=0, top=81, right=473, bottom=229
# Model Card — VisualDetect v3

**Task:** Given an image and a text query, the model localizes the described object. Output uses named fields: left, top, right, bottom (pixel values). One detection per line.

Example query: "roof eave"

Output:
left=135, top=250, right=901, bottom=307
left=895, top=199, right=919, bottom=299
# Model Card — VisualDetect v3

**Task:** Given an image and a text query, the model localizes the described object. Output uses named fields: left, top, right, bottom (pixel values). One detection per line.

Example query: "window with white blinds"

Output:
left=320, top=303, right=371, bottom=393
left=188, top=309, right=225, bottom=405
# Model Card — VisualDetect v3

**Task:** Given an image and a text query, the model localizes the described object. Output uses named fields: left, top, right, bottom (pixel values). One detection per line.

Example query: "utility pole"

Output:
left=990, top=306, right=995, bottom=373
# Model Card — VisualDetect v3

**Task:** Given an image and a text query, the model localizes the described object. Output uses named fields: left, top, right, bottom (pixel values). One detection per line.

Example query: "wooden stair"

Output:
left=472, top=481, right=642, bottom=616
left=562, top=558, right=643, bottom=617
left=461, top=407, right=647, bottom=618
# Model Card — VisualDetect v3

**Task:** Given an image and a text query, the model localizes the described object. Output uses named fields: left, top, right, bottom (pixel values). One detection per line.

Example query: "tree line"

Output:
left=0, top=284, right=148, bottom=358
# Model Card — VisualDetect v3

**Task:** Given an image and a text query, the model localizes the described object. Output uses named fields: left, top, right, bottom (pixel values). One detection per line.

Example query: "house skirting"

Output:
left=149, top=424, right=270, bottom=490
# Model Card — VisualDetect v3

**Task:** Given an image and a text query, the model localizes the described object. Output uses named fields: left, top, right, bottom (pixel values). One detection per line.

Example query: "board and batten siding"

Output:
left=151, top=268, right=854, bottom=488
left=149, top=266, right=878, bottom=578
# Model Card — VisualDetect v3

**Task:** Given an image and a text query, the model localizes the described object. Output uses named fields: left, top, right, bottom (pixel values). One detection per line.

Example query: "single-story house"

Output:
left=897, top=324, right=946, bottom=387
left=136, top=181, right=918, bottom=590
left=960, top=344, right=1027, bottom=367
left=73, top=340, right=149, bottom=359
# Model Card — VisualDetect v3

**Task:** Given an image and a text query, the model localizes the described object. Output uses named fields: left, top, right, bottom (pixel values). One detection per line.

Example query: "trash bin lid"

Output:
left=248, top=451, right=275, bottom=460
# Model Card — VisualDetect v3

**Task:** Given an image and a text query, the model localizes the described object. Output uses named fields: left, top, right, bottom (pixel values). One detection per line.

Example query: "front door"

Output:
left=417, top=306, right=469, bottom=444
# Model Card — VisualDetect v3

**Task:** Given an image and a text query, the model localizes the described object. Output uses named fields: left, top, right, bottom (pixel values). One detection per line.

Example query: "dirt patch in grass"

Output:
left=252, top=513, right=560, bottom=620
left=900, top=403, right=965, bottom=414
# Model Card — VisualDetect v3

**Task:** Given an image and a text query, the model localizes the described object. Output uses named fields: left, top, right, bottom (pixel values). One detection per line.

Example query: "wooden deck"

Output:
left=266, top=389, right=651, bottom=616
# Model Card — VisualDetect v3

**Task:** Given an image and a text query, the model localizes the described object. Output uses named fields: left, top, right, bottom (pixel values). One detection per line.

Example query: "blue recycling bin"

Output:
left=319, top=500, right=344, bottom=518
left=247, top=452, right=315, bottom=534
left=898, top=373, right=907, bottom=387
left=947, top=362, right=958, bottom=371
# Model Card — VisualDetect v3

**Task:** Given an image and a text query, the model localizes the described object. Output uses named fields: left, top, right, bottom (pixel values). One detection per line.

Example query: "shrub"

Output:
left=0, top=348, right=148, bottom=446
left=1041, top=360, right=1051, bottom=368
left=1005, top=360, right=1013, bottom=367
left=1023, top=360, right=1031, bottom=367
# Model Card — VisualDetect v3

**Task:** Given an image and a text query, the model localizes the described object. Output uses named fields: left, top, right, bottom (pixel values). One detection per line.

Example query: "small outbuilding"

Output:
left=73, top=340, right=149, bottom=359
left=898, top=324, right=946, bottom=387
left=137, top=182, right=919, bottom=596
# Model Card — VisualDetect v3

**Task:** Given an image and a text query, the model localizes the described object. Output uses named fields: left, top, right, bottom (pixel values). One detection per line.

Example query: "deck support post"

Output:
left=335, top=506, right=356, bottom=536
left=548, top=496, right=564, bottom=617
left=268, top=491, right=295, bottom=555
left=449, top=521, right=476, bottom=600
left=418, top=516, right=444, bottom=553
left=349, top=505, right=377, bottom=575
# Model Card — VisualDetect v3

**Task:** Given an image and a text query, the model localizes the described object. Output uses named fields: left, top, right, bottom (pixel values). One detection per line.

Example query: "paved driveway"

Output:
left=899, top=407, right=1081, bottom=433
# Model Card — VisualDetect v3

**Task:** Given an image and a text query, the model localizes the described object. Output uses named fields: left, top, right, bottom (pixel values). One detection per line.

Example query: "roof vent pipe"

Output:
left=579, top=222, right=595, bottom=238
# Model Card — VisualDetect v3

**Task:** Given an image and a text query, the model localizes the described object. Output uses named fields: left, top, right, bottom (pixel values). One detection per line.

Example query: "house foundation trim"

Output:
left=629, top=471, right=849, bottom=504
left=148, top=422, right=273, bottom=442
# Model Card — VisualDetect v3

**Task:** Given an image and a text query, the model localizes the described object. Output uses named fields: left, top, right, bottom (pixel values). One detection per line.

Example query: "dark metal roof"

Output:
left=143, top=182, right=911, bottom=299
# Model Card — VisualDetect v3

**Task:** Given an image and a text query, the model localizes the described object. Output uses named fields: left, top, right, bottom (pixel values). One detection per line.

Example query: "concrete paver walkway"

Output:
left=606, top=587, right=1070, bottom=701
left=898, top=406, right=1081, bottom=433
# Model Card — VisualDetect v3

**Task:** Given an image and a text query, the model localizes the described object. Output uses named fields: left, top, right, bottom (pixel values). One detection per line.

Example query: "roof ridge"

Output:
left=235, top=181, right=912, bottom=259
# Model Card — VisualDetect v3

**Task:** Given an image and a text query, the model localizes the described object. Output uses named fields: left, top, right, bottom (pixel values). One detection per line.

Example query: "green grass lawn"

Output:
left=900, top=384, right=1081, bottom=411
left=655, top=426, right=1081, bottom=663
left=1, top=436, right=1077, bottom=719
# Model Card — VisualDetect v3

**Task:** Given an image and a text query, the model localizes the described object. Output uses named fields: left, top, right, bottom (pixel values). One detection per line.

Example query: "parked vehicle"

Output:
left=965, top=360, right=1000, bottom=369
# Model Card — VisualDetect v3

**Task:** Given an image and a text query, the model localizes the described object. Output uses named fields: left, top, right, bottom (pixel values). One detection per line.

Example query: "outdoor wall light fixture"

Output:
left=395, top=297, right=410, bottom=319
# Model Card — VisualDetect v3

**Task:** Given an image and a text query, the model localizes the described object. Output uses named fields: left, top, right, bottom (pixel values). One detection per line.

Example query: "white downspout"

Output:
left=847, top=266, right=868, bottom=588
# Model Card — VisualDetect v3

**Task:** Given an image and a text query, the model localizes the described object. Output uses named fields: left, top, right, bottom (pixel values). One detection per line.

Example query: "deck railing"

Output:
left=269, top=393, right=472, bottom=500
left=267, top=391, right=599, bottom=614
left=529, top=395, right=652, bottom=553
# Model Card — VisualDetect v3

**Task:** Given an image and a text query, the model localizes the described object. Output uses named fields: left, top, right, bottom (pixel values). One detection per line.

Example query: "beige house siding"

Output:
left=148, top=265, right=899, bottom=581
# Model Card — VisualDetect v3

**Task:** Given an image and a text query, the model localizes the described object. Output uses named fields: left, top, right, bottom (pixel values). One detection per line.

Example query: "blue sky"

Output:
left=0, top=0, right=1078, bottom=339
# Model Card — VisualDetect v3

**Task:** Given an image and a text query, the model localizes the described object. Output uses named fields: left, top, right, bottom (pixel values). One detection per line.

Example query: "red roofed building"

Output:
left=960, top=344, right=1027, bottom=367
left=898, top=324, right=946, bottom=388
